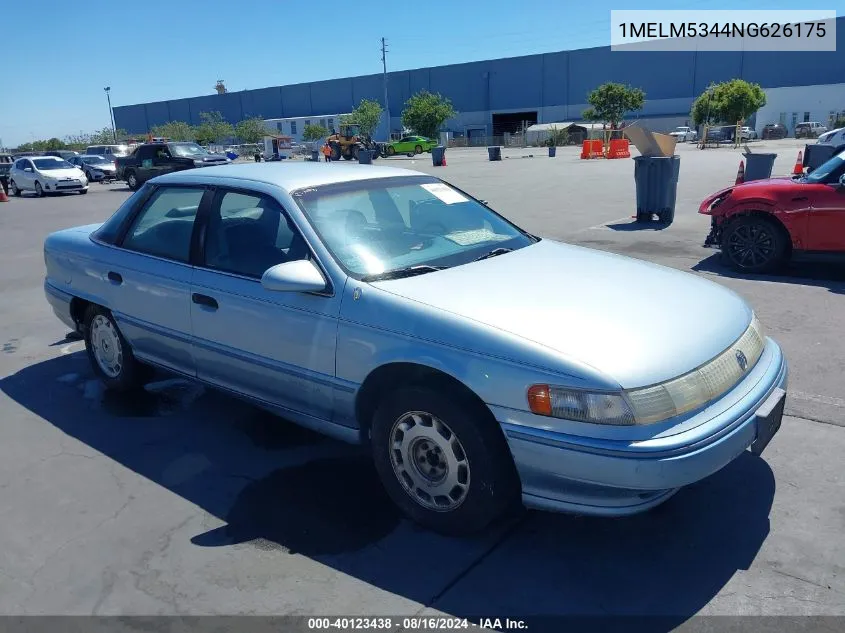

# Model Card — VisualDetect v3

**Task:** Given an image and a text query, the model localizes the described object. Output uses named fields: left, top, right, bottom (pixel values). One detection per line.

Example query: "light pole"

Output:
left=104, top=87, right=117, bottom=142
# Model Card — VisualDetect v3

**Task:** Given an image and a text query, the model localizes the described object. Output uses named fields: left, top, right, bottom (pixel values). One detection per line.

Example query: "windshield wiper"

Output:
left=474, top=247, right=513, bottom=261
left=362, top=265, right=445, bottom=282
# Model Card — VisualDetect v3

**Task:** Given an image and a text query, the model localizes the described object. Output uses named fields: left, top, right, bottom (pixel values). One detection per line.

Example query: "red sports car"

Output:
left=700, top=150, right=845, bottom=273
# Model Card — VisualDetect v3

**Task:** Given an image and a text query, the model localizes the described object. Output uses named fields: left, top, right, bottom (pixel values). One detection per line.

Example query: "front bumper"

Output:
left=495, top=338, right=788, bottom=516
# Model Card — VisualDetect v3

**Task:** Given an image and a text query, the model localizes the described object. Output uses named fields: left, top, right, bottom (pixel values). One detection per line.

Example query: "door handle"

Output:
left=791, top=196, right=809, bottom=202
left=192, top=293, right=218, bottom=309
left=107, top=271, right=123, bottom=284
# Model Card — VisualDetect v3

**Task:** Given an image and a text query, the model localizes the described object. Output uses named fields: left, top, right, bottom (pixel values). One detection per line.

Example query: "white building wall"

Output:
left=755, top=83, right=845, bottom=136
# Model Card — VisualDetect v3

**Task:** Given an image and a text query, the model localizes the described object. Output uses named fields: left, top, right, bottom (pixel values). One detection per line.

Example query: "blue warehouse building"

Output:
left=114, top=16, right=845, bottom=141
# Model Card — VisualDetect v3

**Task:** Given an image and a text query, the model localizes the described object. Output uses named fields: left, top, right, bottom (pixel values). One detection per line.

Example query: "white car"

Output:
left=740, top=126, right=758, bottom=141
left=669, top=126, right=697, bottom=142
left=816, top=127, right=845, bottom=149
left=9, top=156, right=88, bottom=197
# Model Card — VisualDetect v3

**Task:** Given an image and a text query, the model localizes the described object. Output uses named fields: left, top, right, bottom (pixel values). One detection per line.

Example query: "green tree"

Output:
left=401, top=91, right=457, bottom=139
left=194, top=111, right=235, bottom=145
left=151, top=121, right=197, bottom=142
left=690, top=79, right=766, bottom=126
left=342, top=99, right=384, bottom=138
left=582, top=82, right=645, bottom=127
left=302, top=124, right=330, bottom=142
left=88, top=126, right=128, bottom=144
left=235, top=117, right=271, bottom=144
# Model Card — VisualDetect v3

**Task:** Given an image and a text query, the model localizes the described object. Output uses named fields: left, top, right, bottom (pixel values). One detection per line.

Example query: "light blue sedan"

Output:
left=43, top=163, right=788, bottom=534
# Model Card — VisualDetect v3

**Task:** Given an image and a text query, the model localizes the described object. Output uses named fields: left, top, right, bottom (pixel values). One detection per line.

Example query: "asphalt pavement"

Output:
left=0, top=140, right=843, bottom=626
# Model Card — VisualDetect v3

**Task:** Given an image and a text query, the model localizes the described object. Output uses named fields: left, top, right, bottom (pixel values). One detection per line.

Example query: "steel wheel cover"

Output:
left=90, top=315, right=123, bottom=378
left=727, top=223, right=775, bottom=268
left=389, top=411, right=471, bottom=512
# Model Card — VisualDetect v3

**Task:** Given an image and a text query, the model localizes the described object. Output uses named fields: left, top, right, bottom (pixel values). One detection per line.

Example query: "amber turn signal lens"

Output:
left=527, top=384, right=552, bottom=416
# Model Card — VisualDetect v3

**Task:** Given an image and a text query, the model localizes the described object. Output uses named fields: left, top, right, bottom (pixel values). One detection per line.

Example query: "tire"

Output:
left=371, top=385, right=519, bottom=535
left=10, top=180, right=21, bottom=196
left=331, top=145, right=342, bottom=161
left=721, top=216, right=788, bottom=274
left=35, top=181, right=44, bottom=197
left=386, top=145, right=395, bottom=156
left=414, top=145, right=423, bottom=155
left=83, top=305, right=147, bottom=392
left=126, top=171, right=140, bottom=191
left=85, top=170, right=93, bottom=182
left=79, top=188, right=88, bottom=195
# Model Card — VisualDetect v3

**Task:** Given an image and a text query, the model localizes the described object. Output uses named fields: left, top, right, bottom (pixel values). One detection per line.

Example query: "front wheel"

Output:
left=721, top=216, right=787, bottom=274
left=371, top=386, right=519, bottom=535
left=79, top=188, right=88, bottom=195
left=386, top=145, right=395, bottom=156
left=10, top=180, right=21, bottom=196
left=83, top=305, right=147, bottom=391
left=35, top=181, right=44, bottom=197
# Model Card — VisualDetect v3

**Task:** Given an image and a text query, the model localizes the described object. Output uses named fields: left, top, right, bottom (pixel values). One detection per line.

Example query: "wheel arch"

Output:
left=721, top=208, right=793, bottom=256
left=354, top=362, right=496, bottom=443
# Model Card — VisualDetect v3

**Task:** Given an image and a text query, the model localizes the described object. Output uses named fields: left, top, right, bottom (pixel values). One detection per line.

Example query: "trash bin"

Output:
left=633, top=155, right=681, bottom=224
left=804, top=143, right=836, bottom=173
left=487, top=146, right=502, bottom=161
left=311, top=150, right=320, bottom=162
left=742, top=152, right=776, bottom=181
left=358, top=150, right=373, bottom=165
left=432, top=146, right=446, bottom=167
left=548, top=146, right=556, bottom=158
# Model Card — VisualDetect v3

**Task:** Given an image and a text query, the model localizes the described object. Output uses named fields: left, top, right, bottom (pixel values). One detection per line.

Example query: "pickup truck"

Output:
left=116, top=142, right=230, bottom=191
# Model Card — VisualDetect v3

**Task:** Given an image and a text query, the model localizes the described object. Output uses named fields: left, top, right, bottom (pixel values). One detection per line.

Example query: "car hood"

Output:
left=193, top=154, right=229, bottom=162
left=88, top=163, right=115, bottom=171
left=39, top=168, right=84, bottom=179
left=371, top=240, right=752, bottom=388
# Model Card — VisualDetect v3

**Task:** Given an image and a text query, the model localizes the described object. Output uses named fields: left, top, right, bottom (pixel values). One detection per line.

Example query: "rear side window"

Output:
left=121, top=187, right=206, bottom=262
left=92, top=186, right=152, bottom=244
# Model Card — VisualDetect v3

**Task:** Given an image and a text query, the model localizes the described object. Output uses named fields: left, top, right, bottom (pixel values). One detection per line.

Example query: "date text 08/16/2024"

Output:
left=307, top=617, right=528, bottom=630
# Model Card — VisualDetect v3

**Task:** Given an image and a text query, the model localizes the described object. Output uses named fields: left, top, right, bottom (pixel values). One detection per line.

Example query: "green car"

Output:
left=383, top=135, right=438, bottom=157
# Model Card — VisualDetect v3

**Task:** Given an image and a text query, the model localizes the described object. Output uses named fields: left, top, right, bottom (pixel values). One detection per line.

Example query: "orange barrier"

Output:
left=607, top=139, right=631, bottom=159
left=580, top=139, right=604, bottom=159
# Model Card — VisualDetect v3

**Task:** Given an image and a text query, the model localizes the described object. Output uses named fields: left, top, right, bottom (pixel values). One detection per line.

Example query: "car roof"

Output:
left=153, top=162, right=428, bottom=192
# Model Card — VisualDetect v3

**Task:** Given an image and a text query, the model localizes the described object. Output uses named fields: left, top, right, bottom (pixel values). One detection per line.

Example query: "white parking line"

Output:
left=790, top=391, right=845, bottom=408
left=580, top=216, right=634, bottom=232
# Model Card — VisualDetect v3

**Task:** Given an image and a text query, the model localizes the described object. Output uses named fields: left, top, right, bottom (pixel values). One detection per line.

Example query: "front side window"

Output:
left=204, top=190, right=309, bottom=278
left=804, top=150, right=845, bottom=185
left=292, top=176, right=535, bottom=280
left=121, top=187, right=205, bottom=262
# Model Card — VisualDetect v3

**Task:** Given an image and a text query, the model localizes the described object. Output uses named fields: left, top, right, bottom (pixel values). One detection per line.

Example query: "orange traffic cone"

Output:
left=0, top=187, right=9, bottom=202
left=442, top=155, right=447, bottom=166
left=792, top=151, right=803, bottom=175
left=735, top=160, right=745, bottom=185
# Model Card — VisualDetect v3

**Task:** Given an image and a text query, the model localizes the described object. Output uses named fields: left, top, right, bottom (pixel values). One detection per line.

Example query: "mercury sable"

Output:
left=43, top=163, right=788, bottom=534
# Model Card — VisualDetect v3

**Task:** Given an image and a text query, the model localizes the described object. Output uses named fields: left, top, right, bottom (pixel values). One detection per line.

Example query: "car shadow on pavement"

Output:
left=606, top=219, right=672, bottom=231
left=693, top=252, right=845, bottom=295
left=1, top=352, right=776, bottom=628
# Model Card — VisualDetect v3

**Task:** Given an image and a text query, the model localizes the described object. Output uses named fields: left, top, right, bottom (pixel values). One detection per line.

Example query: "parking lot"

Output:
left=0, top=138, right=843, bottom=624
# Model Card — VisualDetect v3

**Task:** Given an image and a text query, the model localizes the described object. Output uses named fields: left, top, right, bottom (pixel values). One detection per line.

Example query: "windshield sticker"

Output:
left=443, top=229, right=511, bottom=246
left=421, top=183, right=468, bottom=205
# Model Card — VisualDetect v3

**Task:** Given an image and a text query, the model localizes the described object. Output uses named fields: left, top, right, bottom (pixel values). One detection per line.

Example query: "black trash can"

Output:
left=804, top=143, right=836, bottom=173
left=432, top=146, right=446, bottom=167
left=633, top=155, right=681, bottom=224
left=487, top=146, right=502, bottom=161
left=358, top=150, right=373, bottom=165
left=742, top=152, right=776, bottom=181
left=311, top=150, right=320, bottom=162
left=548, top=146, right=556, bottom=158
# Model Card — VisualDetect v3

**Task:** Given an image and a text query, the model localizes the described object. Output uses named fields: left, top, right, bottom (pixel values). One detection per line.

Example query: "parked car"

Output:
left=9, top=156, right=88, bottom=196
left=383, top=135, right=437, bottom=156
left=701, top=148, right=845, bottom=273
left=740, top=126, right=758, bottom=141
left=701, top=127, right=726, bottom=145
left=115, top=142, right=230, bottom=190
left=795, top=122, right=827, bottom=139
left=86, top=144, right=132, bottom=160
left=69, top=154, right=118, bottom=182
left=761, top=123, right=788, bottom=140
left=43, top=163, right=788, bottom=534
left=815, top=126, right=845, bottom=150
left=669, top=126, right=697, bottom=142
left=44, top=150, right=80, bottom=160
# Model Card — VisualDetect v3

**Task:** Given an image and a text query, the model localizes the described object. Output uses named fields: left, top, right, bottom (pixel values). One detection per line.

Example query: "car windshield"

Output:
left=33, top=158, right=73, bottom=170
left=803, top=150, right=845, bottom=184
left=82, top=156, right=111, bottom=165
left=292, top=176, right=536, bottom=280
left=170, top=143, right=209, bottom=157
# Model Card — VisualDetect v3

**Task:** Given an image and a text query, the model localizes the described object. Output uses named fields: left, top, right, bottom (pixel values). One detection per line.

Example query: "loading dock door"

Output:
left=492, top=111, right=538, bottom=136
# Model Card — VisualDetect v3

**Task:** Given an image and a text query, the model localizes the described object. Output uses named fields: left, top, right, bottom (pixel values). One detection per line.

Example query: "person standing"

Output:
left=322, top=143, right=332, bottom=163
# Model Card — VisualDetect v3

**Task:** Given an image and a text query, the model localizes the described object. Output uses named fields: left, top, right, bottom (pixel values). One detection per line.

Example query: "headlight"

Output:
left=528, top=315, right=766, bottom=426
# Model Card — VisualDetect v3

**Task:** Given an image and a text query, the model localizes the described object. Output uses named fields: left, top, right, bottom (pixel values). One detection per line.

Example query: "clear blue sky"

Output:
left=1, top=0, right=840, bottom=147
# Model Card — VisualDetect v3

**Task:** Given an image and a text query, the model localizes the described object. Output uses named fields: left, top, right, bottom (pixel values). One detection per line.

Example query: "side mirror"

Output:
left=261, top=259, right=326, bottom=293
left=24, top=167, right=32, bottom=173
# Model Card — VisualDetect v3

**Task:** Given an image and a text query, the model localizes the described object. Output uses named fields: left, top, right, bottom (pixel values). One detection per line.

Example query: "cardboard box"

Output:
left=623, top=123, right=677, bottom=157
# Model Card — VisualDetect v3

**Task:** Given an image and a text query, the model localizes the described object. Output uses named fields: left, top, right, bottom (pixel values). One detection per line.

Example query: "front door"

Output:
left=808, top=180, right=845, bottom=251
left=107, top=184, right=208, bottom=374
left=190, top=187, right=341, bottom=420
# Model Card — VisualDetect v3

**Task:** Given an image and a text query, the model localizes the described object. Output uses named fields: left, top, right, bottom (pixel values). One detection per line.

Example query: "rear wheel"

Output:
left=371, top=385, right=519, bottom=535
left=83, top=305, right=147, bottom=392
left=414, top=145, right=423, bottom=155
left=126, top=171, right=139, bottom=191
left=721, top=216, right=788, bottom=274
left=35, top=181, right=44, bottom=197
